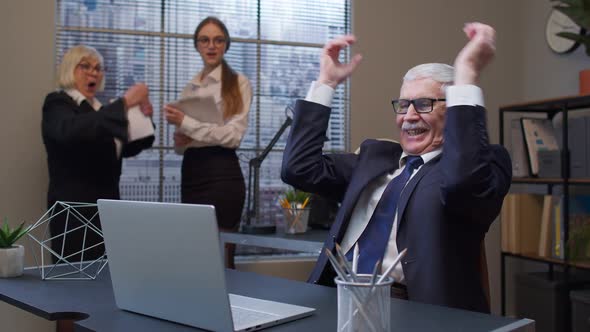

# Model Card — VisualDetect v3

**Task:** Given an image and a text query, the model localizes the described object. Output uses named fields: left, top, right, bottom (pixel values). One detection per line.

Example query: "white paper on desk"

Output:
left=168, top=96, right=222, bottom=125
left=127, top=106, right=155, bottom=141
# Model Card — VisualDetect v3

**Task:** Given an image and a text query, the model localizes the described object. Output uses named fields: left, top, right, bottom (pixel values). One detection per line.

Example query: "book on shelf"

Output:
left=509, top=119, right=530, bottom=177
left=552, top=195, right=590, bottom=261
left=553, top=115, right=590, bottom=178
left=501, top=193, right=590, bottom=261
left=538, top=195, right=553, bottom=258
left=500, top=193, right=544, bottom=255
left=520, top=118, right=559, bottom=176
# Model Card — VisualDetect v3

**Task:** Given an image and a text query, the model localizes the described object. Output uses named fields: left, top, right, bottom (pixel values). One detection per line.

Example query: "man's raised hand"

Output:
left=317, top=35, right=363, bottom=88
left=454, top=22, right=496, bottom=86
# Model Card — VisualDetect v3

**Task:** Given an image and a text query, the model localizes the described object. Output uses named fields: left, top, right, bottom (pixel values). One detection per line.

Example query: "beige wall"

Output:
left=0, top=1, right=56, bottom=331
left=0, top=0, right=54, bottom=247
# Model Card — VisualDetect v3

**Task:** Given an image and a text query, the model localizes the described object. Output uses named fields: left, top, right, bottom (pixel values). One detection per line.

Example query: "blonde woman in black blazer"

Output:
left=42, top=45, right=154, bottom=262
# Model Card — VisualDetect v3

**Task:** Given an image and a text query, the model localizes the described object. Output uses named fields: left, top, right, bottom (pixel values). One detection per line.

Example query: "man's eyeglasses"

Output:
left=391, top=98, right=446, bottom=114
left=77, top=62, right=104, bottom=73
left=197, top=36, right=227, bottom=47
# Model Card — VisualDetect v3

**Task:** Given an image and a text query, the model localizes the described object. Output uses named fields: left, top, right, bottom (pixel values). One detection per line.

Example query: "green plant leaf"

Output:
left=0, top=229, right=10, bottom=248
left=2, top=219, right=9, bottom=236
left=6, top=221, right=24, bottom=238
left=556, top=32, right=590, bottom=55
left=282, top=188, right=311, bottom=204
left=12, top=225, right=31, bottom=244
left=554, top=1, right=590, bottom=30
left=0, top=219, right=31, bottom=248
left=5, top=222, right=27, bottom=245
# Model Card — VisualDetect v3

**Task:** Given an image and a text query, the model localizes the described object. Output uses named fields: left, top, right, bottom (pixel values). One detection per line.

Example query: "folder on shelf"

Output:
left=553, top=112, right=590, bottom=178
left=517, top=194, right=544, bottom=255
left=552, top=195, right=590, bottom=261
left=568, top=119, right=587, bottom=178
left=538, top=195, right=553, bottom=258
left=509, top=119, right=530, bottom=177
left=521, top=118, right=559, bottom=176
left=553, top=196, right=564, bottom=259
left=501, top=193, right=544, bottom=255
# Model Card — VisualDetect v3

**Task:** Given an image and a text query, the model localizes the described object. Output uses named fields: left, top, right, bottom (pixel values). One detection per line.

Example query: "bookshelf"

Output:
left=499, top=95, right=590, bottom=332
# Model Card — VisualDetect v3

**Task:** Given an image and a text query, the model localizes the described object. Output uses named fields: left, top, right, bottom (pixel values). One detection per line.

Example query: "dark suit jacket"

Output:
left=42, top=91, right=154, bottom=206
left=281, top=99, right=512, bottom=313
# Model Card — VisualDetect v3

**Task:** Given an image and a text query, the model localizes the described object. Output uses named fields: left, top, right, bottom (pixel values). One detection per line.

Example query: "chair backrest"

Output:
left=354, top=138, right=399, bottom=154
left=479, top=240, right=490, bottom=309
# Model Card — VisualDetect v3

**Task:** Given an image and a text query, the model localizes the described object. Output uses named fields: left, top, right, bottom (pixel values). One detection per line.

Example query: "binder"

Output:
left=568, top=118, right=587, bottom=178
left=521, top=118, right=559, bottom=176
left=509, top=119, right=530, bottom=177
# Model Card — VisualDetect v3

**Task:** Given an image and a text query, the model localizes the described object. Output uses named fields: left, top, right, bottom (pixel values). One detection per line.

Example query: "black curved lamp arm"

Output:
left=249, top=116, right=293, bottom=168
left=244, top=104, right=294, bottom=230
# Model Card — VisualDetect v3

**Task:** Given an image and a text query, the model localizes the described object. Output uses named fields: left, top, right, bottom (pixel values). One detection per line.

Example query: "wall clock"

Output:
left=546, top=9, right=584, bottom=54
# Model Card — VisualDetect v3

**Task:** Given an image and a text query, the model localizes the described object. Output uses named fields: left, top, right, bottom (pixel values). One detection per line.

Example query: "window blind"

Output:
left=55, top=0, right=351, bottom=224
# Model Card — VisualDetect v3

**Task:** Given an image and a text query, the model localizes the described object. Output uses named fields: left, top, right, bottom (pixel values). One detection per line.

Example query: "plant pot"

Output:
left=579, top=69, right=590, bottom=95
left=0, top=245, right=24, bottom=278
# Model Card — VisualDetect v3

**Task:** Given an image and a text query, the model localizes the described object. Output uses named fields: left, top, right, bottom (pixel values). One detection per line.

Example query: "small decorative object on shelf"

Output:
left=279, top=189, right=312, bottom=234
left=27, top=201, right=107, bottom=280
left=0, top=218, right=30, bottom=278
left=549, top=1, right=590, bottom=93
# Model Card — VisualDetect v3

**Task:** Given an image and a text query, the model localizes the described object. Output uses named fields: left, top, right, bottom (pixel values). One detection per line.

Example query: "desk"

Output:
left=0, top=267, right=534, bottom=331
left=220, top=229, right=328, bottom=254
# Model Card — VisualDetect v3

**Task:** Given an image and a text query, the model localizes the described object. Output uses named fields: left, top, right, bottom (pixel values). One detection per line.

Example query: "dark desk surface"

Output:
left=220, top=229, right=328, bottom=254
left=0, top=267, right=533, bottom=331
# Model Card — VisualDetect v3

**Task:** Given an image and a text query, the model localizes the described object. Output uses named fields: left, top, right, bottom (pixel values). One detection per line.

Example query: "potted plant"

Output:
left=279, top=189, right=312, bottom=234
left=0, top=218, right=30, bottom=277
left=551, top=0, right=590, bottom=93
left=552, top=0, right=590, bottom=54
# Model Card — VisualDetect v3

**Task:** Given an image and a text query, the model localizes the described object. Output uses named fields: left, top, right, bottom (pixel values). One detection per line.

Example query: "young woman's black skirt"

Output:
left=181, top=146, right=245, bottom=230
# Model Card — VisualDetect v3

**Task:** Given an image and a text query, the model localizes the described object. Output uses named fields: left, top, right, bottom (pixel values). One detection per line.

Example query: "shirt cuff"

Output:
left=178, top=114, right=198, bottom=135
left=445, top=85, right=485, bottom=107
left=305, top=81, right=335, bottom=107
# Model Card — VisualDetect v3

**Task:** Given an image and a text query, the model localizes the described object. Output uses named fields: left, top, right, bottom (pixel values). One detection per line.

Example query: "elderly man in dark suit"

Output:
left=281, top=22, right=511, bottom=313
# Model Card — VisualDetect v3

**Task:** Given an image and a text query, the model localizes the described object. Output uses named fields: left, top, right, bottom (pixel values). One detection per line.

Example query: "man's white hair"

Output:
left=57, top=45, right=105, bottom=91
left=403, top=63, right=454, bottom=91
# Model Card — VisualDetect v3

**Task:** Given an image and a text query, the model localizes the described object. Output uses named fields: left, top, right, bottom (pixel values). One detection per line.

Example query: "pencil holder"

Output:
left=335, top=274, right=393, bottom=332
left=281, top=207, right=310, bottom=234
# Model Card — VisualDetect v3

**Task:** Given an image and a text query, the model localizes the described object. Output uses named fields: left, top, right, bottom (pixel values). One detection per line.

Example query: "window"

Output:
left=55, top=0, right=350, bottom=225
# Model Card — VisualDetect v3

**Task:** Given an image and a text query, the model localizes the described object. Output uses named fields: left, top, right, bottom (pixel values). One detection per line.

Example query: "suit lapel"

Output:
left=61, top=91, right=95, bottom=113
left=331, top=141, right=402, bottom=247
left=79, top=100, right=97, bottom=113
left=396, top=154, right=441, bottom=233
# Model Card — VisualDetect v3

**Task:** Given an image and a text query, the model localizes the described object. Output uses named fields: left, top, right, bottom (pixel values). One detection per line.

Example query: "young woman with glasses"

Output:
left=164, top=17, right=252, bottom=269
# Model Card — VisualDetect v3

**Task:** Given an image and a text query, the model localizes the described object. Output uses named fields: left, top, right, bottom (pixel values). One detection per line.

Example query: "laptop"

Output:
left=97, top=200, right=315, bottom=331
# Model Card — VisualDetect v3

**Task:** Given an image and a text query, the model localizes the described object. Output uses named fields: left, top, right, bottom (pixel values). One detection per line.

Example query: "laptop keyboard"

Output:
left=231, top=306, right=278, bottom=326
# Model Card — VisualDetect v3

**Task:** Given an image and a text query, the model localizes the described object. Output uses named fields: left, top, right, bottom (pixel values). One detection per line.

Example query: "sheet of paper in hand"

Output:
left=169, top=96, right=222, bottom=125
left=128, top=106, right=155, bottom=141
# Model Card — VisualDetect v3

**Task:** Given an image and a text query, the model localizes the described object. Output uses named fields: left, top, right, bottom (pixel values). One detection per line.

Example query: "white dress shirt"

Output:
left=176, top=64, right=252, bottom=152
left=305, top=80, right=485, bottom=283
left=65, top=89, right=123, bottom=158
